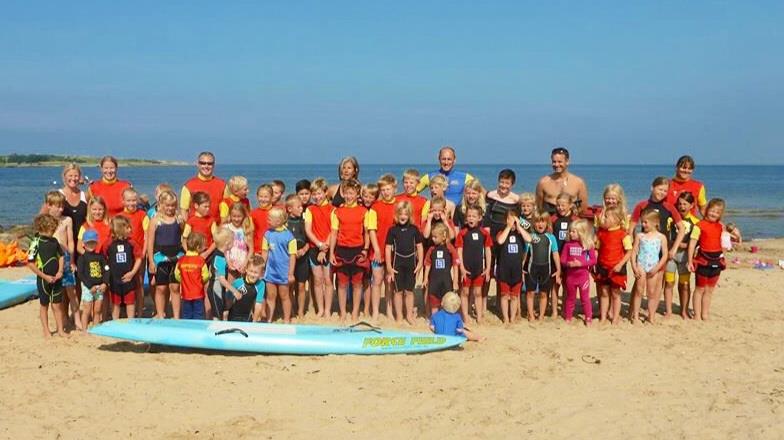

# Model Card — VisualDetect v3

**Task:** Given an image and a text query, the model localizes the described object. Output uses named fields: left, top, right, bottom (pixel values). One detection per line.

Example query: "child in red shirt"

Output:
left=688, top=198, right=727, bottom=321
left=175, top=232, right=210, bottom=320
left=304, top=178, right=333, bottom=318
left=595, top=207, right=633, bottom=325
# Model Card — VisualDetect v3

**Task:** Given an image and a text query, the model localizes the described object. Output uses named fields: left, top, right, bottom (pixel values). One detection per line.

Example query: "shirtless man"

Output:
left=535, top=147, right=588, bottom=216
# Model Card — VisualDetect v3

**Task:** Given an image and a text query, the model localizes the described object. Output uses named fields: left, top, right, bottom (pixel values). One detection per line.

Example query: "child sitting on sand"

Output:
left=27, top=214, right=66, bottom=338
left=430, top=292, right=481, bottom=341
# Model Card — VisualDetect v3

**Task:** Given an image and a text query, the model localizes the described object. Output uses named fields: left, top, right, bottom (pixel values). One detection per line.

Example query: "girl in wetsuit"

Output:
left=664, top=191, right=699, bottom=319
left=495, top=208, right=532, bottom=324
left=688, top=198, right=727, bottom=321
left=423, top=222, right=459, bottom=316
left=385, top=201, right=424, bottom=324
left=560, top=220, right=597, bottom=325
left=523, top=211, right=561, bottom=322
left=146, top=190, right=184, bottom=319
left=630, top=209, right=669, bottom=324
left=456, top=205, right=492, bottom=324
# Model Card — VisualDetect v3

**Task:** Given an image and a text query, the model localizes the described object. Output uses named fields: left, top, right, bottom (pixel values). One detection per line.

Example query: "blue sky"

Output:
left=1, top=1, right=782, bottom=164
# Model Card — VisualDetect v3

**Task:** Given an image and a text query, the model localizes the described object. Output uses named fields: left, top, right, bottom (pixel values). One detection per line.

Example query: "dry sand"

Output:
left=1, top=241, right=783, bottom=439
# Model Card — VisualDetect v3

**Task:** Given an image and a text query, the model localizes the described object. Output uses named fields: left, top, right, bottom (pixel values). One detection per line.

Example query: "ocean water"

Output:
left=2, top=164, right=782, bottom=238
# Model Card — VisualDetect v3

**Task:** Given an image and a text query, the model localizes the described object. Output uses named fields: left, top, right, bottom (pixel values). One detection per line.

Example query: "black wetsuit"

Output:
left=225, top=277, right=263, bottom=322
left=552, top=214, right=575, bottom=252
left=524, top=232, right=557, bottom=293
left=386, top=223, right=423, bottom=291
left=207, top=250, right=229, bottom=318
left=425, top=243, right=457, bottom=300
left=496, top=231, right=525, bottom=287
left=28, top=234, right=64, bottom=305
left=153, top=220, right=182, bottom=285
left=287, top=216, right=310, bottom=283
left=107, top=239, right=136, bottom=296
left=456, top=225, right=491, bottom=280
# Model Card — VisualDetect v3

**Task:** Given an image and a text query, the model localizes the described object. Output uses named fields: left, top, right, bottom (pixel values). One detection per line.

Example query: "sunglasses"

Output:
left=199, top=161, right=214, bottom=166
left=551, top=147, right=570, bottom=158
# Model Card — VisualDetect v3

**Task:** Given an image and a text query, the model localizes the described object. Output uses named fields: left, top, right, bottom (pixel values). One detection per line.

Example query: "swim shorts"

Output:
left=81, top=284, right=104, bottom=303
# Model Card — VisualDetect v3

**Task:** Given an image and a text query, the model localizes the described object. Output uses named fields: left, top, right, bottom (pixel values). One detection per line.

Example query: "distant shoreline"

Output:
left=0, top=153, right=188, bottom=168
left=0, top=162, right=189, bottom=168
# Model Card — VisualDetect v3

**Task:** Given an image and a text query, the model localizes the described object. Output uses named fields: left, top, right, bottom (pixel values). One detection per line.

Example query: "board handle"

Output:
left=214, top=328, right=249, bottom=338
left=342, top=321, right=382, bottom=334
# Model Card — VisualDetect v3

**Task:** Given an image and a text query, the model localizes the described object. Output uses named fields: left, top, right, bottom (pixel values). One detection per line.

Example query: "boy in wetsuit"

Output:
left=456, top=205, right=492, bottom=324
left=107, top=216, right=143, bottom=320
left=495, top=208, right=532, bottom=324
left=523, top=211, right=561, bottom=322
left=225, top=255, right=266, bottom=322
left=285, top=194, right=311, bottom=319
left=430, top=292, right=482, bottom=341
left=424, top=222, right=459, bottom=316
left=44, top=191, right=83, bottom=330
left=207, top=227, right=240, bottom=320
left=27, top=214, right=66, bottom=338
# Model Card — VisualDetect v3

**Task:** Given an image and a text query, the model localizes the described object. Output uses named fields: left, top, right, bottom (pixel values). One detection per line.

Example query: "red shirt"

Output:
left=250, top=206, right=272, bottom=252
left=89, top=179, right=131, bottom=218
left=596, top=227, right=632, bottom=268
left=332, top=204, right=368, bottom=248
left=182, top=175, right=226, bottom=220
left=119, top=209, right=148, bottom=255
left=175, top=253, right=208, bottom=300
left=371, top=197, right=397, bottom=261
left=397, top=193, right=427, bottom=229
left=80, top=220, right=112, bottom=255
left=693, top=220, right=723, bottom=253
left=666, top=178, right=707, bottom=215
left=186, top=214, right=216, bottom=248
left=304, top=201, right=334, bottom=244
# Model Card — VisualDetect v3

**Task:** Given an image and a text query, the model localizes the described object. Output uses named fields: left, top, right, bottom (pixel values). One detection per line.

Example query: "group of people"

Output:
left=26, top=147, right=732, bottom=340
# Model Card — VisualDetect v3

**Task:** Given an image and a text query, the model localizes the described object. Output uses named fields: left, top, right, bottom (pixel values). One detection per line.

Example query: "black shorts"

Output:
left=334, top=246, right=366, bottom=276
left=428, top=278, right=451, bottom=300
left=294, top=255, right=310, bottom=283
left=154, top=261, right=177, bottom=286
left=525, top=264, right=552, bottom=293
left=496, top=262, right=523, bottom=286
left=207, top=283, right=226, bottom=318
left=308, top=247, right=329, bottom=267
left=37, top=278, right=63, bottom=305
left=392, top=266, right=416, bottom=292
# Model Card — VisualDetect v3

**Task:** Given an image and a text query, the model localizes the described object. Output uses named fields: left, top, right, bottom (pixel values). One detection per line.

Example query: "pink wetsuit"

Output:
left=560, top=240, right=597, bottom=322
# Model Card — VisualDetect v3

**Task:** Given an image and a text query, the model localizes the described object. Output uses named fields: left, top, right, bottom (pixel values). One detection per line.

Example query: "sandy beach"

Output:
left=1, top=241, right=782, bottom=439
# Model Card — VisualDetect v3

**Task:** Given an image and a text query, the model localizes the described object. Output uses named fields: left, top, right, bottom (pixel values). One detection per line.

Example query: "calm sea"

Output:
left=2, top=164, right=782, bottom=238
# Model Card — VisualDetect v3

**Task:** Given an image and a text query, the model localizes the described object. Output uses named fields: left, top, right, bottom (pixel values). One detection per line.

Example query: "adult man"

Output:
left=179, top=151, right=226, bottom=220
left=535, top=147, right=589, bottom=216
left=416, top=146, right=474, bottom=205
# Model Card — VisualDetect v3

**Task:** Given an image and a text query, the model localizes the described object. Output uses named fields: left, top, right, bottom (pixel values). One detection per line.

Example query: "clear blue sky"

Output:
left=1, top=1, right=782, bottom=164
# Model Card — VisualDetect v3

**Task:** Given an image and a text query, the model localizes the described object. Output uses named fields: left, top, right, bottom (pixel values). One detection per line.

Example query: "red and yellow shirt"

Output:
left=88, top=178, right=131, bottom=218
left=596, top=226, right=632, bottom=268
left=183, top=214, right=218, bottom=249
left=175, top=252, right=209, bottom=300
left=330, top=202, right=372, bottom=248
left=180, top=175, right=226, bottom=220
left=692, top=220, right=723, bottom=253
left=304, top=200, right=334, bottom=244
left=250, top=205, right=272, bottom=252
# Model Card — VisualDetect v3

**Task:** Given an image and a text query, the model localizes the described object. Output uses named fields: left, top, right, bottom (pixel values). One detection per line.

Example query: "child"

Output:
left=370, top=174, right=398, bottom=320
left=454, top=179, right=486, bottom=229
left=629, top=177, right=683, bottom=253
left=430, top=292, right=481, bottom=341
left=360, top=182, right=379, bottom=318
left=207, top=227, right=241, bottom=320
left=329, top=178, right=371, bottom=321
left=723, top=223, right=742, bottom=251
left=182, top=191, right=217, bottom=261
left=77, top=229, right=109, bottom=329
left=271, top=179, right=286, bottom=207
left=664, top=191, right=699, bottom=319
left=422, top=196, right=456, bottom=242
left=594, top=207, right=633, bottom=324
left=423, top=223, right=459, bottom=316
left=397, top=169, right=427, bottom=230
left=225, top=202, right=253, bottom=282
left=560, top=219, right=597, bottom=325
left=631, top=210, right=670, bottom=324
left=285, top=194, right=311, bottom=318
left=225, top=255, right=266, bottom=322
left=304, top=178, right=334, bottom=318
left=550, top=192, right=578, bottom=319
left=518, top=192, right=536, bottom=234
left=45, top=191, right=82, bottom=330
left=688, top=198, right=727, bottom=321
left=361, top=182, right=378, bottom=208
left=27, top=214, right=66, bottom=338
left=523, top=211, right=561, bottom=322
left=77, top=196, right=111, bottom=255
left=146, top=190, right=183, bottom=319
left=107, top=216, right=143, bottom=320
left=175, top=232, right=210, bottom=320
left=495, top=208, right=532, bottom=324
left=251, top=184, right=273, bottom=254
left=262, top=207, right=296, bottom=323
left=295, top=179, right=312, bottom=208
left=595, top=184, right=629, bottom=230
left=425, top=175, right=456, bottom=221
left=219, top=176, right=251, bottom=224
left=146, top=183, right=174, bottom=218
left=455, top=205, right=492, bottom=324
left=385, top=201, right=424, bottom=324
left=120, top=187, right=149, bottom=317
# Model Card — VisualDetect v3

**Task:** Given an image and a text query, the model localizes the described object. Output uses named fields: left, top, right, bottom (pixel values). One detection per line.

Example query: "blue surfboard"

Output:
left=89, top=318, right=466, bottom=355
left=0, top=276, right=38, bottom=309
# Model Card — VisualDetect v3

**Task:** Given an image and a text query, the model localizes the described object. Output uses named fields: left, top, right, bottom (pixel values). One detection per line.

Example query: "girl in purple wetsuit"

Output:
left=560, top=219, right=597, bottom=325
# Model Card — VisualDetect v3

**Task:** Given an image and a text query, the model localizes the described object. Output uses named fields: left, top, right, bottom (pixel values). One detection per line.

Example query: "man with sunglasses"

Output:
left=535, top=147, right=589, bottom=216
left=179, top=151, right=226, bottom=220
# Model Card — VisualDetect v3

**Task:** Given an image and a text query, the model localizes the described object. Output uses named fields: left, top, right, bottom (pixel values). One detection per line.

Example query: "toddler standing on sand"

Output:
left=688, top=198, right=728, bottom=321
left=594, top=207, right=632, bottom=325
left=27, top=214, right=66, bottom=338
left=262, top=208, right=296, bottom=323
left=175, top=232, right=210, bottom=320
left=560, top=219, right=597, bottom=325
left=630, top=210, right=669, bottom=324
left=107, top=216, right=143, bottom=320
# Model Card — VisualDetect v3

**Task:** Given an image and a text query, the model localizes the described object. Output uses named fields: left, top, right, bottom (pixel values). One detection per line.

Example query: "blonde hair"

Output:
left=568, top=219, right=595, bottom=250
left=459, top=178, right=486, bottom=218
left=110, top=216, right=131, bottom=240
left=247, top=254, right=266, bottom=271
left=225, top=176, right=248, bottom=198
left=229, top=202, right=253, bottom=234
left=310, top=177, right=329, bottom=194
left=441, top=291, right=461, bottom=313
left=361, top=182, right=379, bottom=199
left=186, top=232, right=205, bottom=252
left=268, top=207, right=287, bottom=226
left=430, top=196, right=447, bottom=210
left=377, top=173, right=397, bottom=188
left=706, top=198, right=726, bottom=218
left=429, top=174, right=447, bottom=190
left=599, top=184, right=628, bottom=228
left=256, top=183, right=273, bottom=197
left=213, top=226, right=234, bottom=249
left=532, top=210, right=551, bottom=224
left=556, top=192, right=573, bottom=205
left=641, top=209, right=661, bottom=230
left=431, top=222, right=449, bottom=244
left=45, top=190, right=65, bottom=207
left=394, top=201, right=413, bottom=223
left=154, top=190, right=181, bottom=223
left=87, top=196, right=107, bottom=223
left=61, top=163, right=82, bottom=181
left=154, top=183, right=173, bottom=200
left=602, top=207, right=623, bottom=227
left=519, top=192, right=535, bottom=205
left=402, top=168, right=420, bottom=180
left=122, top=187, right=138, bottom=199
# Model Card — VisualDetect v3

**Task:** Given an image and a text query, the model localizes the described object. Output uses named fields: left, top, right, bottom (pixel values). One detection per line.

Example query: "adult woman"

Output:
left=328, top=156, right=360, bottom=207
left=56, top=164, right=89, bottom=254
left=87, top=156, right=132, bottom=218
left=666, top=155, right=707, bottom=217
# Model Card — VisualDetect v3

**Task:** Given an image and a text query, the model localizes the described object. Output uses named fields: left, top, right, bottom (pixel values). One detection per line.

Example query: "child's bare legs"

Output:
left=154, top=285, right=168, bottom=318
left=80, top=301, right=93, bottom=329
left=92, top=299, right=104, bottom=325
left=371, top=266, right=384, bottom=319
left=169, top=283, right=181, bottom=319
left=500, top=294, right=510, bottom=323
left=278, top=284, right=292, bottom=323
left=393, top=291, right=403, bottom=323
left=526, top=291, right=536, bottom=321
left=510, top=294, right=519, bottom=322
left=460, top=286, right=470, bottom=323
left=700, top=285, right=715, bottom=320
left=473, top=286, right=484, bottom=324
left=337, top=284, right=348, bottom=320
left=630, top=280, right=643, bottom=323
left=538, top=291, right=547, bottom=321
left=351, top=281, right=363, bottom=321
left=404, top=291, right=416, bottom=324
left=312, top=266, right=328, bottom=317
left=663, top=280, right=675, bottom=318
left=678, top=281, right=691, bottom=319
left=64, top=285, right=83, bottom=330
left=549, top=282, right=560, bottom=319
left=133, top=273, right=144, bottom=317
left=610, top=288, right=622, bottom=324
left=266, top=284, right=279, bottom=322
left=296, top=281, right=307, bottom=318
left=598, top=285, right=610, bottom=323
left=51, top=303, right=67, bottom=336
left=39, top=304, right=51, bottom=338
left=646, top=272, right=663, bottom=324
